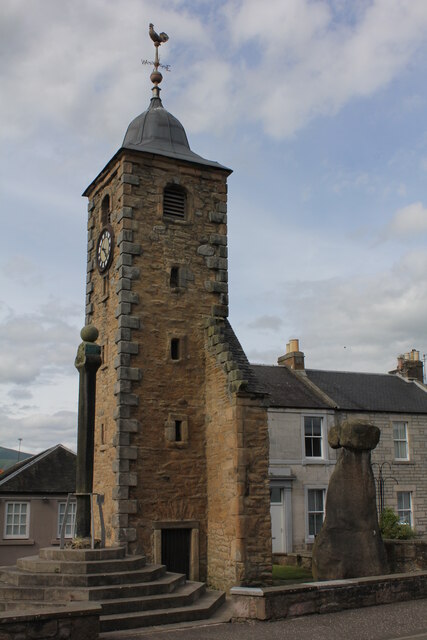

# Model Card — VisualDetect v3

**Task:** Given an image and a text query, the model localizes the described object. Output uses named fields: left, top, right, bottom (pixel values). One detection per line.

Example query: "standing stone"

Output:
left=312, top=420, right=388, bottom=580
left=75, top=325, right=102, bottom=540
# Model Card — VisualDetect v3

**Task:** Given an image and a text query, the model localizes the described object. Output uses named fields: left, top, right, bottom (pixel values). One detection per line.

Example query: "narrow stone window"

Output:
left=163, top=185, right=186, bottom=219
left=175, top=420, right=182, bottom=442
left=171, top=338, right=180, bottom=360
left=170, top=267, right=180, bottom=288
left=102, top=275, right=109, bottom=300
left=101, top=194, right=110, bottom=225
left=165, top=414, right=188, bottom=446
left=100, top=423, right=105, bottom=445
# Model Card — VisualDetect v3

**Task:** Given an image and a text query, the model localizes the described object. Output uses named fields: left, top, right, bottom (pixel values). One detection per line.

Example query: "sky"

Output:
left=1, top=0, right=427, bottom=454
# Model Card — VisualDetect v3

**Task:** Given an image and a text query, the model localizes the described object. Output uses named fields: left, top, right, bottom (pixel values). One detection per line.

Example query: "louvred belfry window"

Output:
left=163, top=185, right=186, bottom=219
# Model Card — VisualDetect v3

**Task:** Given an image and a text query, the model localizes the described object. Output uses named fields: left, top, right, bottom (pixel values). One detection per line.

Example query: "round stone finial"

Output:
left=150, top=70, right=163, bottom=86
left=80, top=325, right=99, bottom=343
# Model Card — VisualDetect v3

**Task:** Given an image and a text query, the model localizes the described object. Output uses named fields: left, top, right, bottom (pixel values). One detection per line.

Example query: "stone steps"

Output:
left=17, top=553, right=146, bottom=575
left=0, top=547, right=225, bottom=632
left=100, top=589, right=226, bottom=632
left=0, top=563, right=163, bottom=588
left=99, top=580, right=205, bottom=615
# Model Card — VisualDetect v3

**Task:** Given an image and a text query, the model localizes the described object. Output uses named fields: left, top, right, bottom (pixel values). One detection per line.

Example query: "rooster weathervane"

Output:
left=142, top=23, right=171, bottom=96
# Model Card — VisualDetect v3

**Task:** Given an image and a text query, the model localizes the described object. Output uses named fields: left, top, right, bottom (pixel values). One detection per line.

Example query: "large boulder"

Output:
left=312, top=421, right=388, bottom=580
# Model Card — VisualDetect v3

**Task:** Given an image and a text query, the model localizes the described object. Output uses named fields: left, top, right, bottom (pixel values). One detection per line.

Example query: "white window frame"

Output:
left=57, top=501, right=77, bottom=539
left=4, top=501, right=30, bottom=539
left=305, top=487, right=326, bottom=542
left=302, top=415, right=326, bottom=461
left=397, top=491, right=412, bottom=526
left=393, top=421, right=409, bottom=461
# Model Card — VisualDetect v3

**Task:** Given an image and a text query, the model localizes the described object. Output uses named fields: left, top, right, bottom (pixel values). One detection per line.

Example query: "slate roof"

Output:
left=251, top=364, right=331, bottom=409
left=0, top=444, right=76, bottom=494
left=306, top=369, right=427, bottom=414
left=250, top=364, right=427, bottom=414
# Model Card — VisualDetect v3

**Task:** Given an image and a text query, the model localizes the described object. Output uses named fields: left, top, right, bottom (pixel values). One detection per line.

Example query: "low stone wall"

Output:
left=231, top=571, right=427, bottom=621
left=384, top=539, right=427, bottom=573
left=0, top=603, right=101, bottom=640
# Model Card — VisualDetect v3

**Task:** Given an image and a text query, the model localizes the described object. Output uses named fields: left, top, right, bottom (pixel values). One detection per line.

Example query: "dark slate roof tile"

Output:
left=250, top=365, right=331, bottom=409
left=0, top=445, right=76, bottom=493
left=305, top=369, right=427, bottom=413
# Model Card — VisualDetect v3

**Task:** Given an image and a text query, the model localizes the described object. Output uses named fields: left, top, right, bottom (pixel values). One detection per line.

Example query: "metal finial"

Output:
left=141, top=23, right=170, bottom=99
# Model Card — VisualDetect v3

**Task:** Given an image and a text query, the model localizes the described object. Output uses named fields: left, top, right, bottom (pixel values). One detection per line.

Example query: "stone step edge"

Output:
left=39, top=547, right=127, bottom=561
left=100, top=590, right=225, bottom=629
left=99, top=581, right=205, bottom=611
left=0, top=572, right=186, bottom=601
left=1, top=563, right=163, bottom=581
left=17, top=554, right=147, bottom=573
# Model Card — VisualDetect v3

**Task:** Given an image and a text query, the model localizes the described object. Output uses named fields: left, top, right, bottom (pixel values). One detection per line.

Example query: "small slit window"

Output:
left=170, top=267, right=180, bottom=288
left=163, top=185, right=186, bottom=219
left=101, top=194, right=111, bottom=226
left=175, top=420, right=182, bottom=442
left=171, top=338, right=180, bottom=361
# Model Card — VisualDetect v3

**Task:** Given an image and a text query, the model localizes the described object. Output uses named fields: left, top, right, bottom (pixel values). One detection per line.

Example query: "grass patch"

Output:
left=272, top=564, right=312, bottom=582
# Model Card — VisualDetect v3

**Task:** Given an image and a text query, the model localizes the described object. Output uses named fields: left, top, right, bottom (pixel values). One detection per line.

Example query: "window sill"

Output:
left=302, top=459, right=334, bottom=465
left=393, top=460, right=414, bottom=465
left=0, top=539, right=34, bottom=546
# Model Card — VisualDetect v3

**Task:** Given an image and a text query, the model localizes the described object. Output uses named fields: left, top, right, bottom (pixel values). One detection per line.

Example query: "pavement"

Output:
left=101, top=598, right=427, bottom=640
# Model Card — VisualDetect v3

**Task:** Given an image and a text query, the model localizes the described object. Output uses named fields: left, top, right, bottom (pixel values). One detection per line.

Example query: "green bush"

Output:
left=379, top=507, right=416, bottom=540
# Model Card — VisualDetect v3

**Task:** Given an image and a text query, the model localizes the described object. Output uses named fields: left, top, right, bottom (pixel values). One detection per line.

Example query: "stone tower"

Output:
left=82, top=35, right=271, bottom=590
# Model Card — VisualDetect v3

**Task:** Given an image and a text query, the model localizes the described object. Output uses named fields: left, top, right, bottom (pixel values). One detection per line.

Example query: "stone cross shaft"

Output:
left=74, top=326, right=102, bottom=540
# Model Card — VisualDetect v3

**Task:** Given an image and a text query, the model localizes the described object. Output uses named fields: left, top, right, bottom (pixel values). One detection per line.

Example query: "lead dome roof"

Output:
left=122, top=95, right=229, bottom=171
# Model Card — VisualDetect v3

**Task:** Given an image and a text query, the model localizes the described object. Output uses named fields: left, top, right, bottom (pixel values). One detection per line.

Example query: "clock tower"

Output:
left=82, top=30, right=271, bottom=590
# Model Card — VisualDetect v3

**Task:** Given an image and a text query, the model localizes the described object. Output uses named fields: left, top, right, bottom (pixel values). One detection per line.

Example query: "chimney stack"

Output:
left=278, top=338, right=305, bottom=371
left=390, top=349, right=424, bottom=383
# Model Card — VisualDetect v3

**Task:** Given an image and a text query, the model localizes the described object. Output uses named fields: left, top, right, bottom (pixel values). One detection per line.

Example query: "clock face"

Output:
left=97, top=227, right=114, bottom=272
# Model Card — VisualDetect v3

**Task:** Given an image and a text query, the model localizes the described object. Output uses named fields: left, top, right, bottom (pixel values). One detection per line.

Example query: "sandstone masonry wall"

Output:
left=205, top=319, right=272, bottom=589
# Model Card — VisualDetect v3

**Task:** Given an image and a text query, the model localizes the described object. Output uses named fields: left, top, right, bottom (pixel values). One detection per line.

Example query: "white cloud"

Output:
left=223, top=0, right=427, bottom=138
left=247, top=315, right=284, bottom=332
left=3, top=0, right=427, bottom=146
left=0, top=304, right=80, bottom=385
left=0, top=408, right=77, bottom=454
left=276, top=249, right=427, bottom=373
left=386, top=202, right=427, bottom=238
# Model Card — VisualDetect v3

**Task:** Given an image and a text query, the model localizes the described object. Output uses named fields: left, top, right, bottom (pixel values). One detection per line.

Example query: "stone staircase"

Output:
left=0, top=546, right=225, bottom=633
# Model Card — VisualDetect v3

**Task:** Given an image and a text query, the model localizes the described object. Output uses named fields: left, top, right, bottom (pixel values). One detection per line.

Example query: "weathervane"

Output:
left=142, top=23, right=170, bottom=98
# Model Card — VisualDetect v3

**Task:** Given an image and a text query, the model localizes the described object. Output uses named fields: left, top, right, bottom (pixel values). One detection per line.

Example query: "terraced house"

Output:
left=252, top=340, right=427, bottom=555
